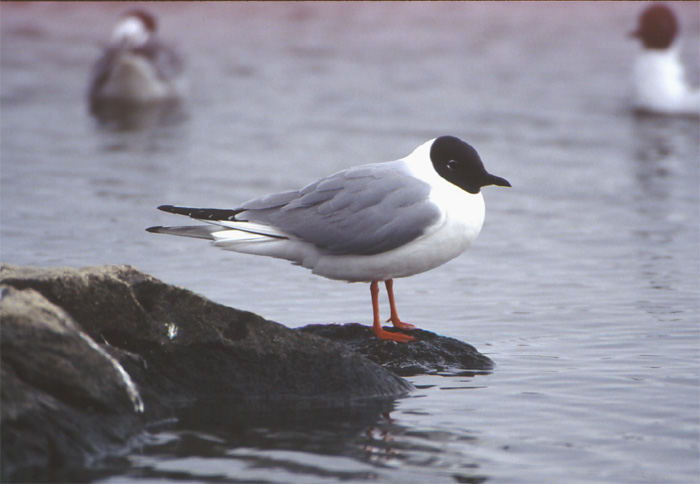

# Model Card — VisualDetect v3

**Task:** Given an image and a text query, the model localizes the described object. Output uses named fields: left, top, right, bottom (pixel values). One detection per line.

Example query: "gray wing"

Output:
left=237, top=161, right=441, bottom=256
left=135, top=39, right=185, bottom=81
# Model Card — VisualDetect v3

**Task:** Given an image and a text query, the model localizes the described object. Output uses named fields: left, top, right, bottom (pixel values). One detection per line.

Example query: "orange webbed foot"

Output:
left=373, top=326, right=415, bottom=343
left=387, top=318, right=417, bottom=331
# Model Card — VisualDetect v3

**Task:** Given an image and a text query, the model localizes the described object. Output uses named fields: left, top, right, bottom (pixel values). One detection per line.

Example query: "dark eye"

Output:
left=447, top=160, right=458, bottom=170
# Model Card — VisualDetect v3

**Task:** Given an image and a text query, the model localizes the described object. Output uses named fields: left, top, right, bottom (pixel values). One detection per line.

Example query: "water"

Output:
left=1, top=2, right=699, bottom=483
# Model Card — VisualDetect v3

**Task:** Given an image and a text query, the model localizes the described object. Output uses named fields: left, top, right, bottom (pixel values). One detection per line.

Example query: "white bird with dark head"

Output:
left=629, top=3, right=700, bottom=117
left=148, top=136, right=510, bottom=343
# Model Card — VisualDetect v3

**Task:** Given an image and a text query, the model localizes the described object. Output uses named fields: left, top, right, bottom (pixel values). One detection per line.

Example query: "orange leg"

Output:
left=385, top=279, right=417, bottom=331
left=370, top=281, right=414, bottom=343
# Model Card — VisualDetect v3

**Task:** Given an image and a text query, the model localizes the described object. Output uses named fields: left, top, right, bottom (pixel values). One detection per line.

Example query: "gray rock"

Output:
left=0, top=264, right=411, bottom=481
left=298, top=323, right=494, bottom=376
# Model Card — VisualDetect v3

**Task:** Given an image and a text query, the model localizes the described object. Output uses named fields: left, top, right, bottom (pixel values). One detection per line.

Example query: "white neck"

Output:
left=402, top=138, right=442, bottom=186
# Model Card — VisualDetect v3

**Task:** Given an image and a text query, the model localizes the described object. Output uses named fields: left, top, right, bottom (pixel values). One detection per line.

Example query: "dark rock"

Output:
left=298, top=323, right=494, bottom=376
left=1, top=286, right=145, bottom=483
left=0, top=264, right=411, bottom=482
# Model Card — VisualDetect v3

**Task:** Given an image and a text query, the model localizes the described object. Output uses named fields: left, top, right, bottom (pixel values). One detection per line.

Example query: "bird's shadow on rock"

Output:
left=297, top=323, right=493, bottom=377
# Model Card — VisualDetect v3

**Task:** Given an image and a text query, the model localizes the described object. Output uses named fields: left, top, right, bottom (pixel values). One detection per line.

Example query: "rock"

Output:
left=1, top=286, right=145, bottom=483
left=298, top=323, right=494, bottom=376
left=0, top=264, right=412, bottom=481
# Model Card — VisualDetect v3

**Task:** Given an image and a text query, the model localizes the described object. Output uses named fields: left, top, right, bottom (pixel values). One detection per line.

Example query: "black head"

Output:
left=630, top=3, right=677, bottom=49
left=430, top=136, right=511, bottom=194
left=123, top=9, right=158, bottom=34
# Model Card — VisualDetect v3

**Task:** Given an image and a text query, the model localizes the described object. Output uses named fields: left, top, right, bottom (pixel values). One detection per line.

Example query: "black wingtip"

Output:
left=156, top=205, right=198, bottom=217
left=146, top=226, right=164, bottom=233
left=154, top=205, right=242, bottom=221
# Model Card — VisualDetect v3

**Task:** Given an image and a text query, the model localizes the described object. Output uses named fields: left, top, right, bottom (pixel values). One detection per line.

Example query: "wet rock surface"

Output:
left=298, top=323, right=494, bottom=376
left=0, top=264, right=411, bottom=482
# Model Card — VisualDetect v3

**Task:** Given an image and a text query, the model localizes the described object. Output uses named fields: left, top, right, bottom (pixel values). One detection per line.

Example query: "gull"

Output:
left=88, top=9, right=186, bottom=109
left=629, top=3, right=700, bottom=117
left=147, top=136, right=510, bottom=342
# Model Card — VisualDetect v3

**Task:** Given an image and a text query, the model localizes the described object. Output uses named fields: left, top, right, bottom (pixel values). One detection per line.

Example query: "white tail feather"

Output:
left=147, top=225, right=218, bottom=240
left=211, top=229, right=272, bottom=243
left=207, top=220, right=290, bottom=239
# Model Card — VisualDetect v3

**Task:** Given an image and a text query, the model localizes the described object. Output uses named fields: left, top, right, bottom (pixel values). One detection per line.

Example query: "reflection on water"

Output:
left=90, top=98, right=188, bottom=132
left=87, top=384, right=488, bottom=484
left=631, top=113, right=699, bottom=183
left=630, top=115, right=699, bottom=301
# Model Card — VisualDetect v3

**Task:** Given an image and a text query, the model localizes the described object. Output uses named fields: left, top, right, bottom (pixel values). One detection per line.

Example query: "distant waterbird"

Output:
left=629, top=3, right=700, bottom=117
left=88, top=9, right=187, bottom=110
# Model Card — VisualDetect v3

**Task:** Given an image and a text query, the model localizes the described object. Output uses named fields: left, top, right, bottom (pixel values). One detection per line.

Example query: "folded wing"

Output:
left=149, top=161, right=442, bottom=257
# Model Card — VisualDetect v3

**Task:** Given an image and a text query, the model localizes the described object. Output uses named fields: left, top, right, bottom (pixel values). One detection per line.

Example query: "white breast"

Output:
left=633, top=48, right=700, bottom=115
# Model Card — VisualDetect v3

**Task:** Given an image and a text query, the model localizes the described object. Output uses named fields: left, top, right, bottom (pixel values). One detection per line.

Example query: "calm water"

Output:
left=2, top=2, right=699, bottom=483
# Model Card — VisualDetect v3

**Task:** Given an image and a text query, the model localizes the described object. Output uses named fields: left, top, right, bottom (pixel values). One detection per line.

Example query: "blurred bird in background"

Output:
left=88, top=9, right=187, bottom=124
left=629, top=3, right=700, bottom=117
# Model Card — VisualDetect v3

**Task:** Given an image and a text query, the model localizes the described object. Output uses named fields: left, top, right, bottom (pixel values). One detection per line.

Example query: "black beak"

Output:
left=487, top=174, right=511, bottom=188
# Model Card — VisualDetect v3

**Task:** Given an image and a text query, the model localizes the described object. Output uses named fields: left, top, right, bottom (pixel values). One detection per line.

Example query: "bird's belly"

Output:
left=99, top=54, right=172, bottom=101
left=311, top=195, right=485, bottom=282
